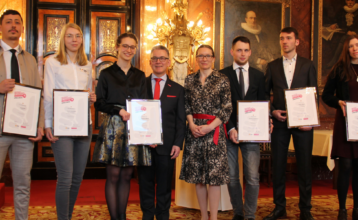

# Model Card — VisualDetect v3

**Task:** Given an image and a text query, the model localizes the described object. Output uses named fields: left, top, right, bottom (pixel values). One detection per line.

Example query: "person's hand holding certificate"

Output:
left=345, top=101, right=358, bottom=141
left=127, top=99, right=163, bottom=145
left=284, top=87, right=320, bottom=128
left=237, top=101, right=270, bottom=142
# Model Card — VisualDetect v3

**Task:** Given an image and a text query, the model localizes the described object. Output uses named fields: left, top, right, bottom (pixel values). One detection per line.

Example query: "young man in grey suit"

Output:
left=264, top=27, right=318, bottom=220
left=0, top=10, right=44, bottom=220
left=220, top=36, right=268, bottom=220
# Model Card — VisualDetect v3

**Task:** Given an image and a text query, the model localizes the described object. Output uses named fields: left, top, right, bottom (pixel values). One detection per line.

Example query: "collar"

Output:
left=283, top=54, right=297, bottom=63
left=0, top=40, right=21, bottom=53
left=344, top=4, right=358, bottom=13
left=151, top=73, right=167, bottom=81
left=194, top=69, right=220, bottom=79
left=113, top=62, right=136, bottom=73
left=233, top=61, right=249, bottom=72
left=241, top=23, right=262, bottom=35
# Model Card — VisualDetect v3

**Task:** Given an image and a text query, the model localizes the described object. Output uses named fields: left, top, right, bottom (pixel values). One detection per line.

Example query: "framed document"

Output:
left=53, top=89, right=89, bottom=136
left=126, top=99, right=163, bottom=145
left=345, top=101, right=358, bottom=142
left=2, top=84, right=41, bottom=137
left=237, top=101, right=270, bottom=142
left=284, top=87, right=320, bottom=128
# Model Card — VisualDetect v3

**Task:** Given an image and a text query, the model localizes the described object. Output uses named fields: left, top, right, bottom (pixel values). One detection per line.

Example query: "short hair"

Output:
left=151, top=45, right=170, bottom=57
left=116, top=32, right=138, bottom=47
left=0, top=9, right=23, bottom=24
left=232, top=36, right=251, bottom=48
left=196, top=44, right=215, bottom=58
left=280, top=27, right=299, bottom=39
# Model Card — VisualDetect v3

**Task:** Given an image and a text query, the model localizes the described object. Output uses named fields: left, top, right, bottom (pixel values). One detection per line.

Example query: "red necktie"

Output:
left=154, top=78, right=162, bottom=99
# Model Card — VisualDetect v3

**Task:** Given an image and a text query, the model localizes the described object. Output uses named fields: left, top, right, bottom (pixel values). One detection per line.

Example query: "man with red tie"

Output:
left=137, top=45, right=186, bottom=220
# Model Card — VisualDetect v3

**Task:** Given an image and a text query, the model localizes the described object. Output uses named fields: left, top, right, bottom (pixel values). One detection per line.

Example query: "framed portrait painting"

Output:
left=213, top=0, right=291, bottom=71
left=312, top=0, right=356, bottom=93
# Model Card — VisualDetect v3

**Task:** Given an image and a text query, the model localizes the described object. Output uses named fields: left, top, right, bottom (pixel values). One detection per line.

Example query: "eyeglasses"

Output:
left=120, top=44, right=137, bottom=50
left=65, top=34, right=82, bottom=39
left=150, top=56, right=169, bottom=62
left=196, top=55, right=214, bottom=59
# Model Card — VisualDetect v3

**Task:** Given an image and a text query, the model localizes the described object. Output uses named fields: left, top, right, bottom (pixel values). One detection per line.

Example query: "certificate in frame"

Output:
left=126, top=99, right=163, bottom=145
left=284, top=87, right=320, bottom=128
left=345, top=101, right=358, bottom=142
left=237, top=100, right=271, bottom=143
left=53, top=89, right=89, bottom=136
left=2, top=84, right=42, bottom=137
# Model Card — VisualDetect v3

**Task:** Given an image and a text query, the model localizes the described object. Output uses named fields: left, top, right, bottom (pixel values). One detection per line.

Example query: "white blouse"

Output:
left=44, top=55, right=92, bottom=128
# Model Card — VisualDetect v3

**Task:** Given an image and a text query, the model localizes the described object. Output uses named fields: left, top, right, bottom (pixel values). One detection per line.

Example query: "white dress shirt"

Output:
left=0, top=40, right=22, bottom=82
left=233, top=61, right=249, bottom=95
left=283, top=54, right=297, bottom=89
left=151, top=73, right=167, bottom=97
left=44, top=55, right=92, bottom=128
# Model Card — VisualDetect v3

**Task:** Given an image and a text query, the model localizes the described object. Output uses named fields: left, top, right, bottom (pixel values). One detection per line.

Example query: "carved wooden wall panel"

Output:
left=91, top=0, right=126, bottom=6
left=37, top=9, right=75, bottom=78
left=39, top=0, right=75, bottom=3
left=90, top=12, right=126, bottom=76
left=291, top=0, right=311, bottom=59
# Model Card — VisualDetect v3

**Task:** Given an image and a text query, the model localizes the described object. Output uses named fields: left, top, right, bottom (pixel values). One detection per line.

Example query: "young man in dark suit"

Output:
left=264, top=27, right=318, bottom=220
left=137, top=45, right=186, bottom=220
left=220, top=36, right=266, bottom=220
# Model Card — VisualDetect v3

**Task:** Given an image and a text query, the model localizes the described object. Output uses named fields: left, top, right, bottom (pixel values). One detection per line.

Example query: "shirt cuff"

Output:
left=45, top=120, right=52, bottom=128
left=228, top=127, right=235, bottom=136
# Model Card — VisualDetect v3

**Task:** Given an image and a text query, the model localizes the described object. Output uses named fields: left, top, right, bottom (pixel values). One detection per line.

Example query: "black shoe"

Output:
left=232, top=214, right=244, bottom=220
left=337, top=209, right=347, bottom=220
left=119, top=213, right=126, bottom=220
left=300, top=211, right=314, bottom=220
left=245, top=218, right=255, bottom=220
left=353, top=208, right=358, bottom=220
left=263, top=208, right=287, bottom=220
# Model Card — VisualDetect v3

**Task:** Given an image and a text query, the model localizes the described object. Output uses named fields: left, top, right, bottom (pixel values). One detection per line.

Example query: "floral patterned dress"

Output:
left=179, top=69, right=232, bottom=185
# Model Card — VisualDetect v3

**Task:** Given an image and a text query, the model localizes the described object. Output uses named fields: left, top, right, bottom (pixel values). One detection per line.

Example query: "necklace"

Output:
left=351, top=64, right=358, bottom=82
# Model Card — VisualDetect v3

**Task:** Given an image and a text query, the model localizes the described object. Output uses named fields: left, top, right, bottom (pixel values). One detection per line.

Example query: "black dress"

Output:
left=323, top=64, right=358, bottom=159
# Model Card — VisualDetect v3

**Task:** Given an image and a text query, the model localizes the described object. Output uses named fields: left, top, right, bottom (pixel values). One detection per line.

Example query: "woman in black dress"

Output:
left=322, top=34, right=358, bottom=220
left=92, top=33, right=151, bottom=220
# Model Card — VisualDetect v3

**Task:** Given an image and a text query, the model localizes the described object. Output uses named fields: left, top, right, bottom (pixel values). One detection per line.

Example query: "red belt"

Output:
left=193, top=114, right=228, bottom=145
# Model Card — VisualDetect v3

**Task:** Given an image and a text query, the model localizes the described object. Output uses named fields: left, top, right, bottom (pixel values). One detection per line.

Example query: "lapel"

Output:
left=147, top=74, right=154, bottom=99
left=277, top=57, right=289, bottom=89
left=160, top=77, right=171, bottom=100
left=229, top=66, right=244, bottom=99
left=290, top=56, right=303, bottom=88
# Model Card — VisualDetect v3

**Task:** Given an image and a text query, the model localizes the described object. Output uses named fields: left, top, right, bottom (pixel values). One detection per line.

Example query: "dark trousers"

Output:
left=138, top=149, right=175, bottom=220
left=271, top=127, right=313, bottom=211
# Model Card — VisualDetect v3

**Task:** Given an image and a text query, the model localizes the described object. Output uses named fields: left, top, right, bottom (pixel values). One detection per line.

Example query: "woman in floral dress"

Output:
left=180, top=45, right=232, bottom=220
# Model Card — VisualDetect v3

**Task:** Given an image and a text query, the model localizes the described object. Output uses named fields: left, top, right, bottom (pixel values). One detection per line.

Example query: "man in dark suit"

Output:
left=220, top=36, right=266, bottom=220
left=264, top=27, right=318, bottom=220
left=138, top=45, right=186, bottom=220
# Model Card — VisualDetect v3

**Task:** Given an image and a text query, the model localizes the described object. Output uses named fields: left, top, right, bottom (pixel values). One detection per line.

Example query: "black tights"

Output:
left=105, top=165, right=134, bottom=220
left=337, top=157, right=358, bottom=209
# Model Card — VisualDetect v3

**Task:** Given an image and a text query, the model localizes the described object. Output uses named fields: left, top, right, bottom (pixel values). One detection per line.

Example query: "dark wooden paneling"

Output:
left=291, top=0, right=311, bottom=59
left=39, top=0, right=75, bottom=3
left=91, top=0, right=126, bottom=6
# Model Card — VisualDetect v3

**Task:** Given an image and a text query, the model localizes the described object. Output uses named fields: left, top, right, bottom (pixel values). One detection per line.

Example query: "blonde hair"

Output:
left=56, top=23, right=88, bottom=66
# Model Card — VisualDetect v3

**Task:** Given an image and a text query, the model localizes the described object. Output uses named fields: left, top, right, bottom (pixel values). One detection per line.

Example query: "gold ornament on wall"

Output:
left=147, top=0, right=211, bottom=86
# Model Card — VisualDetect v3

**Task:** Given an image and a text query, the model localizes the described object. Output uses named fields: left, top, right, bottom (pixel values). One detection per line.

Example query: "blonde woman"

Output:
left=43, top=23, right=96, bottom=220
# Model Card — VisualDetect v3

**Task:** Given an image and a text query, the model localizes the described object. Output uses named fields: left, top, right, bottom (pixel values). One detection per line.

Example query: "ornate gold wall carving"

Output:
left=98, top=19, right=118, bottom=56
left=46, top=17, right=67, bottom=53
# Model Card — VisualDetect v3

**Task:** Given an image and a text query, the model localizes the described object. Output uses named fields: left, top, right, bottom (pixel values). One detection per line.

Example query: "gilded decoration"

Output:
left=99, top=20, right=118, bottom=56
left=46, top=17, right=66, bottom=53
left=147, top=0, right=211, bottom=86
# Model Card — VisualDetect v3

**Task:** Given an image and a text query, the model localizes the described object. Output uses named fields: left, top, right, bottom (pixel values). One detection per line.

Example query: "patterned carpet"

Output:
left=0, top=194, right=354, bottom=219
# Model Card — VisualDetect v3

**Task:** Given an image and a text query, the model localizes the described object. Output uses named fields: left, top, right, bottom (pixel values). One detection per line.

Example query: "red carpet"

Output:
left=2, top=179, right=351, bottom=207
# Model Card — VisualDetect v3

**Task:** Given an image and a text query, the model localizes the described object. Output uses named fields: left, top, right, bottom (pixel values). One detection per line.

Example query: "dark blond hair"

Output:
left=196, top=45, right=215, bottom=58
left=56, top=23, right=88, bottom=66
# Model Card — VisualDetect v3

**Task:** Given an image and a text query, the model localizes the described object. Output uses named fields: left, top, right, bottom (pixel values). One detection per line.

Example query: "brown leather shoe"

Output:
left=263, top=208, right=287, bottom=220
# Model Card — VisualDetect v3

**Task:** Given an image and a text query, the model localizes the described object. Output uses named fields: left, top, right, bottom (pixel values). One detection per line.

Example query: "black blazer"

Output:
left=146, top=75, right=186, bottom=155
left=265, top=55, right=318, bottom=128
left=322, top=67, right=350, bottom=109
left=220, top=65, right=266, bottom=131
